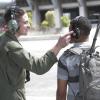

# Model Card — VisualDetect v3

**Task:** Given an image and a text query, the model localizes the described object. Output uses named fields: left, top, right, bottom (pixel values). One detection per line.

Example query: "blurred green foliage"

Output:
left=41, top=20, right=49, bottom=29
left=45, top=11, right=55, bottom=27
left=27, top=11, right=32, bottom=27
left=41, top=10, right=55, bottom=29
left=61, top=15, right=70, bottom=27
left=26, top=10, right=70, bottom=29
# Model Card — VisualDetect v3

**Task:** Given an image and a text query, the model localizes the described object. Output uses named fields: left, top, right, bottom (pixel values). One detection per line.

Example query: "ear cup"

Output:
left=72, top=27, right=80, bottom=39
left=71, top=16, right=81, bottom=39
left=8, top=19, right=18, bottom=32
left=7, top=5, right=19, bottom=33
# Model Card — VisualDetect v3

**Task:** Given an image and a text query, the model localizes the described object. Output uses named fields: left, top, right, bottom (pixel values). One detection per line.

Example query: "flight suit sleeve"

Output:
left=7, top=44, right=57, bottom=75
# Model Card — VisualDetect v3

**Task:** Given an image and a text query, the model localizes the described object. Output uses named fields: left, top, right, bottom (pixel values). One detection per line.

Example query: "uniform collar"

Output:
left=73, top=41, right=91, bottom=49
left=5, top=31, right=18, bottom=42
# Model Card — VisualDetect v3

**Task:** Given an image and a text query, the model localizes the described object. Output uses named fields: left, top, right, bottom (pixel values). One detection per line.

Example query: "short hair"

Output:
left=70, top=16, right=92, bottom=36
left=4, top=6, right=25, bottom=24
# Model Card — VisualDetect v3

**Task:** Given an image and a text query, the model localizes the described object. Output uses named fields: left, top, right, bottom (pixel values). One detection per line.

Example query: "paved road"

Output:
left=25, top=65, right=57, bottom=100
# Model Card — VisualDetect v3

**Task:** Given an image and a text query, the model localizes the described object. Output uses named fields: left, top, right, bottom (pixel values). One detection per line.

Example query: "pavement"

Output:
left=25, top=65, right=57, bottom=100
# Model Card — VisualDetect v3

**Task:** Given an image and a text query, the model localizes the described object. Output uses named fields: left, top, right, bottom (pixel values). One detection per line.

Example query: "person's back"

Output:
left=56, top=16, right=92, bottom=100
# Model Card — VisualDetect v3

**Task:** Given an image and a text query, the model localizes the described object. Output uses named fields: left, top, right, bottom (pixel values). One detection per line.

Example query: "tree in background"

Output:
left=41, top=20, right=49, bottom=29
left=45, top=10, right=55, bottom=27
left=27, top=11, right=32, bottom=27
left=41, top=10, right=70, bottom=29
left=41, top=10, right=55, bottom=29
left=61, top=15, right=70, bottom=27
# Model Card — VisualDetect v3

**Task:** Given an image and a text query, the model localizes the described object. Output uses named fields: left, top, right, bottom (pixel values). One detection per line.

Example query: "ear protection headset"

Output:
left=71, top=16, right=81, bottom=39
left=7, top=5, right=19, bottom=33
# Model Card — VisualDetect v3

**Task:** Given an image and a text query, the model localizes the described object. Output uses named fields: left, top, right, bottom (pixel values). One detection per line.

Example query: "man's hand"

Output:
left=57, top=31, right=73, bottom=49
left=51, top=31, right=73, bottom=56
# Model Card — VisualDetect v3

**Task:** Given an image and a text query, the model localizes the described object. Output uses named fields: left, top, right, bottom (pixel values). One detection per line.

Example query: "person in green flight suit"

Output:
left=0, top=5, right=73, bottom=100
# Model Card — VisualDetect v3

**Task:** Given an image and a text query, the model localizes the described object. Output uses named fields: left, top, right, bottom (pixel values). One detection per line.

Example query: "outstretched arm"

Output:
left=6, top=31, right=73, bottom=75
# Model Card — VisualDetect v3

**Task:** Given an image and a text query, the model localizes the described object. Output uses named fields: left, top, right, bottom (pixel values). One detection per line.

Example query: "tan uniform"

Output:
left=0, top=32, right=57, bottom=100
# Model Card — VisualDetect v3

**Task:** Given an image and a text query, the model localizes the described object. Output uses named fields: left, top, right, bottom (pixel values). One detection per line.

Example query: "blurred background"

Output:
left=0, top=0, right=100, bottom=32
left=0, top=0, right=100, bottom=100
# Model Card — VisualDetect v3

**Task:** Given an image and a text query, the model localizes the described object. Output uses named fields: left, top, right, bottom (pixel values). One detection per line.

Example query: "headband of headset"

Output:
left=70, top=16, right=81, bottom=39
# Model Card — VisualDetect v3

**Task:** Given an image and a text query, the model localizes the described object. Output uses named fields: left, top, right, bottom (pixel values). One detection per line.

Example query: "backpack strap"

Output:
left=69, top=47, right=83, bottom=55
left=58, top=48, right=81, bottom=83
left=58, top=60, right=79, bottom=82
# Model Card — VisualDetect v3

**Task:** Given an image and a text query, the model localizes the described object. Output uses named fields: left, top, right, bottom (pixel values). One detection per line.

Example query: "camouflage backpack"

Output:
left=69, top=47, right=100, bottom=100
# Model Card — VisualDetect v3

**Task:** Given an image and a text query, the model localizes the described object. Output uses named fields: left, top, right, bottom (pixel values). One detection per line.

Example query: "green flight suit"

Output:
left=0, top=32, right=57, bottom=100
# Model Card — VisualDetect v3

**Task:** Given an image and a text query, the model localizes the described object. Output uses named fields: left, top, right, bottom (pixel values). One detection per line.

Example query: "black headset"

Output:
left=7, top=5, right=19, bottom=33
left=71, top=16, right=81, bottom=39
